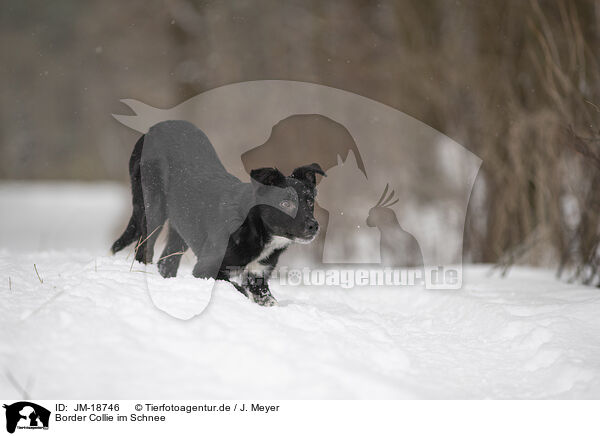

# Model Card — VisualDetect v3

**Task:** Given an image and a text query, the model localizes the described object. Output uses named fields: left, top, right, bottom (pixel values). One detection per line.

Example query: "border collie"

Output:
left=112, top=120, right=325, bottom=306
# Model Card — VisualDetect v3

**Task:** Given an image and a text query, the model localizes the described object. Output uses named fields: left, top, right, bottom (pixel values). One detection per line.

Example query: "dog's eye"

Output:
left=280, top=200, right=293, bottom=209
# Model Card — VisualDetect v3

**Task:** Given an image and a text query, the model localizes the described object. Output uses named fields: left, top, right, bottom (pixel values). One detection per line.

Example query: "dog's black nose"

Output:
left=306, top=220, right=319, bottom=233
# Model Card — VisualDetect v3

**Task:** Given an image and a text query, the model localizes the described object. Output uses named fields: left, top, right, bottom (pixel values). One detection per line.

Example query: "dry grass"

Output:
left=476, top=0, right=600, bottom=284
left=2, top=0, right=600, bottom=283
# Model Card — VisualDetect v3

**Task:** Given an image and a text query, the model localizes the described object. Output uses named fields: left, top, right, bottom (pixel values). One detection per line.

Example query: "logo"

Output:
left=113, top=80, right=482, bottom=317
left=3, top=402, right=50, bottom=434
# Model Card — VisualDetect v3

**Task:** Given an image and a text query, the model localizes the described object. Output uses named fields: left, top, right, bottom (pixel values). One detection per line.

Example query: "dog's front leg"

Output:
left=246, top=273, right=278, bottom=307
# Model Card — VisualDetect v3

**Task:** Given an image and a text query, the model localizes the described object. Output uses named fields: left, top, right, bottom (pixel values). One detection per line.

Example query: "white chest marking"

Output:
left=245, top=236, right=291, bottom=276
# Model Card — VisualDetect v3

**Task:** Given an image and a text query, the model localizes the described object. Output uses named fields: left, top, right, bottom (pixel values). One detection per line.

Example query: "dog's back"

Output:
left=142, top=120, right=232, bottom=186
left=112, top=120, right=251, bottom=264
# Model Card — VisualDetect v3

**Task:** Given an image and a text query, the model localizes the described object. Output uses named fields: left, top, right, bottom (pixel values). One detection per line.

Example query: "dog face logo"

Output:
left=113, top=80, right=482, bottom=318
left=113, top=80, right=481, bottom=275
left=3, top=402, right=50, bottom=434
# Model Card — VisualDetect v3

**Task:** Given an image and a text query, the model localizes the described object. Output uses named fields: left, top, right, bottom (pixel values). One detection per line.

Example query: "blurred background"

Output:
left=1, top=0, right=599, bottom=283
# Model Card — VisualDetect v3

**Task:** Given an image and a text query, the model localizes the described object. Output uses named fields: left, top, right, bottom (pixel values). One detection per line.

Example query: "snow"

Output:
left=1, top=183, right=600, bottom=399
left=0, top=182, right=130, bottom=252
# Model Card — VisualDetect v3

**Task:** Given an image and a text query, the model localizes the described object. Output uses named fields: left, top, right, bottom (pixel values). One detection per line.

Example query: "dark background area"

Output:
left=2, top=0, right=599, bottom=276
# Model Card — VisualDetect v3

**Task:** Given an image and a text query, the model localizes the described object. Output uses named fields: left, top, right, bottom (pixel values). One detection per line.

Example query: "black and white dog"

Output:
left=112, top=120, right=324, bottom=306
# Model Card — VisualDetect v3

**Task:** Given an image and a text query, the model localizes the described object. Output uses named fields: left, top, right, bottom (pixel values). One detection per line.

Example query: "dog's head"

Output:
left=251, top=163, right=325, bottom=243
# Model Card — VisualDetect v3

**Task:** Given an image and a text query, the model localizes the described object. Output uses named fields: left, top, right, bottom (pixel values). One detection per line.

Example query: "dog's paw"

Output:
left=158, top=260, right=177, bottom=278
left=250, top=292, right=278, bottom=307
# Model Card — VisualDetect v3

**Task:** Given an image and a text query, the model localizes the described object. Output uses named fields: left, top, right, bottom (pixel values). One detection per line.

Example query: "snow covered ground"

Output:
left=1, top=183, right=599, bottom=399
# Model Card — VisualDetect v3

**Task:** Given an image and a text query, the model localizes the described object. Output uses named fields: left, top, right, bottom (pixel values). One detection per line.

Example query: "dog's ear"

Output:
left=250, top=167, right=287, bottom=188
left=291, top=163, right=326, bottom=187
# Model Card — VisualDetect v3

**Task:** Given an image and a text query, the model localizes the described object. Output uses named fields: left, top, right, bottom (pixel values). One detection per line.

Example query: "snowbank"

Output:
left=1, top=252, right=599, bottom=399
left=1, top=183, right=599, bottom=399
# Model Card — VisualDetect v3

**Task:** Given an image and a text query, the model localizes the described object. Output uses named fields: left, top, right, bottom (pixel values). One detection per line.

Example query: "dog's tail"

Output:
left=111, top=135, right=146, bottom=254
